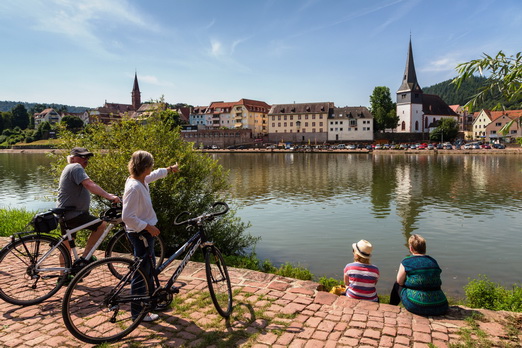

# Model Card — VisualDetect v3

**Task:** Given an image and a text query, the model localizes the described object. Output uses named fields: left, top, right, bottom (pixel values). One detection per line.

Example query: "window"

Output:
left=401, top=121, right=406, bottom=131
left=496, top=122, right=502, bottom=126
left=415, top=121, right=419, bottom=131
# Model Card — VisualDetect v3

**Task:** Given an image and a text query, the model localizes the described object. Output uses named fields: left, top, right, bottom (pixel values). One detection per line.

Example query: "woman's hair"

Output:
left=408, top=234, right=426, bottom=254
left=128, top=150, right=154, bottom=177
left=354, top=254, right=370, bottom=264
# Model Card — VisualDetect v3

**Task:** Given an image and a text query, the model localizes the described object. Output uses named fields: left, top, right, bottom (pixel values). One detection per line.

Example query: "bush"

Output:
left=318, top=276, right=343, bottom=292
left=464, top=275, right=522, bottom=312
left=50, top=115, right=258, bottom=256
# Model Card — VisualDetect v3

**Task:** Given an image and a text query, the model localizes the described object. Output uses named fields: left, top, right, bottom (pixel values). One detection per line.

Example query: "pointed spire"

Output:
left=132, top=71, right=141, bottom=110
left=398, top=38, right=422, bottom=93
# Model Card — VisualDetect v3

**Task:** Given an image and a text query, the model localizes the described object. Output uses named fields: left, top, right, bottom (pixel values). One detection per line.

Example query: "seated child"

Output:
left=343, top=239, right=379, bottom=302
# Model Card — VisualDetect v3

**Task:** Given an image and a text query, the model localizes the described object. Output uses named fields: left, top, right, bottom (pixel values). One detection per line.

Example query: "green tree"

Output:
left=11, top=104, right=30, bottom=129
left=369, top=86, right=398, bottom=132
left=60, top=115, right=84, bottom=132
left=429, top=118, right=459, bottom=142
left=1, top=111, right=13, bottom=131
left=29, top=103, right=47, bottom=116
left=51, top=116, right=257, bottom=256
left=35, top=121, right=52, bottom=140
left=453, top=51, right=522, bottom=111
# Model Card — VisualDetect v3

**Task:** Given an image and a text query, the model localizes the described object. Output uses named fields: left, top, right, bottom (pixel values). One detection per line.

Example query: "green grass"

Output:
left=465, top=275, right=522, bottom=312
left=0, top=208, right=35, bottom=237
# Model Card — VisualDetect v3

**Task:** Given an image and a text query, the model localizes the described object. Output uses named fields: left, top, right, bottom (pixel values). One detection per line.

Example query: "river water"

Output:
left=1, top=152, right=521, bottom=297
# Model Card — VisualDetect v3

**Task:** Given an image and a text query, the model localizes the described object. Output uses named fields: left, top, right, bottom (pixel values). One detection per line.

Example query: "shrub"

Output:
left=464, top=275, right=522, bottom=312
left=50, top=114, right=258, bottom=256
left=318, top=276, right=343, bottom=292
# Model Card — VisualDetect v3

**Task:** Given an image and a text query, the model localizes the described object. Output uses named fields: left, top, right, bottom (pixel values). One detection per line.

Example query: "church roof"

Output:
left=268, top=102, right=334, bottom=115
left=398, top=39, right=423, bottom=94
left=422, top=94, right=459, bottom=116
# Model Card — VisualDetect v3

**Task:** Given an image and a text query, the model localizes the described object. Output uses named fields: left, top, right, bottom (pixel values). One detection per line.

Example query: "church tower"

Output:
left=396, top=39, right=424, bottom=133
left=131, top=72, right=141, bottom=110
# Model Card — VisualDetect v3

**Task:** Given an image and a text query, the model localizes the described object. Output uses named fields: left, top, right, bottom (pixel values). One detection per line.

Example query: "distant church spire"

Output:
left=398, top=38, right=422, bottom=94
left=132, top=71, right=141, bottom=110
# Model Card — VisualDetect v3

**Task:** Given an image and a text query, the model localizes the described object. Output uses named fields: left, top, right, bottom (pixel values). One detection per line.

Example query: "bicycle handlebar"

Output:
left=173, top=202, right=229, bottom=226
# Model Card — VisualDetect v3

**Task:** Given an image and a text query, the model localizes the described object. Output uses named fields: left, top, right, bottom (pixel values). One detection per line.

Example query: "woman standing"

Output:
left=122, top=150, right=179, bottom=322
left=390, top=234, right=449, bottom=316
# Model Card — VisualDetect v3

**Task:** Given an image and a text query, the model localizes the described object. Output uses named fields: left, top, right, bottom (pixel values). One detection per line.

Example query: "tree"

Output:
left=51, top=115, right=258, bottom=256
left=35, top=121, right=52, bottom=140
left=429, top=118, right=459, bottom=142
left=1, top=111, right=13, bottom=131
left=60, top=115, right=84, bottom=132
left=453, top=51, right=522, bottom=111
left=369, top=86, right=398, bottom=132
left=11, top=104, right=29, bottom=130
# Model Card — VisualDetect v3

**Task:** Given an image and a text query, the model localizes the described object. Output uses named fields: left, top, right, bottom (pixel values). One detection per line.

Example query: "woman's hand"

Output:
left=146, top=224, right=160, bottom=237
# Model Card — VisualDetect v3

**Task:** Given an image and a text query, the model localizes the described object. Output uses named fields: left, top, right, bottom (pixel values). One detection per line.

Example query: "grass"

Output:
left=0, top=208, right=35, bottom=237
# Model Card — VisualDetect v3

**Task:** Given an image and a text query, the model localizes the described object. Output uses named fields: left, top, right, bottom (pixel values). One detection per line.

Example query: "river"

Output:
left=1, top=151, right=521, bottom=297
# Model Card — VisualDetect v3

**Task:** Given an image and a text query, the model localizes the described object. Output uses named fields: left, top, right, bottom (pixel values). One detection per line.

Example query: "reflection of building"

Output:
left=396, top=39, right=458, bottom=134
left=34, top=108, right=61, bottom=127
left=268, top=102, right=333, bottom=144
left=328, top=106, right=373, bottom=142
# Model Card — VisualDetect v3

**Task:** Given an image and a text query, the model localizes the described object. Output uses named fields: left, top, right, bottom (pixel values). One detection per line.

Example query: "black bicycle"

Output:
left=0, top=203, right=165, bottom=306
left=61, top=202, right=233, bottom=344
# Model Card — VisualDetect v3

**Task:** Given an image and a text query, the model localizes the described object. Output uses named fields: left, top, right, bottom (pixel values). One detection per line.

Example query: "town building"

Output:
left=180, top=127, right=253, bottom=149
left=82, top=73, right=142, bottom=124
left=200, top=99, right=270, bottom=138
left=34, top=108, right=61, bottom=127
left=267, top=102, right=333, bottom=144
left=328, top=106, right=373, bottom=142
left=474, top=109, right=522, bottom=142
left=396, top=39, right=458, bottom=135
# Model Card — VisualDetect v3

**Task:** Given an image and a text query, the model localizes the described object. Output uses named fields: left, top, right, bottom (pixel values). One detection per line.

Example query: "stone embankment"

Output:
left=0, top=237, right=520, bottom=347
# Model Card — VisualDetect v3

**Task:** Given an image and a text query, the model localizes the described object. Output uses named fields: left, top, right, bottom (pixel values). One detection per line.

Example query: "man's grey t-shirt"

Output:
left=57, top=163, right=90, bottom=220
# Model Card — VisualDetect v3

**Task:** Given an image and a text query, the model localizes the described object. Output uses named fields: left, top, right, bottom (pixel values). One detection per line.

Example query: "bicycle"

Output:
left=0, top=203, right=166, bottom=306
left=61, top=202, right=233, bottom=344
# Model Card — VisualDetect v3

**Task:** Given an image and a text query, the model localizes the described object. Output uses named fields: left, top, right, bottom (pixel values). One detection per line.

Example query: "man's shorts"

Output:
left=63, top=212, right=102, bottom=237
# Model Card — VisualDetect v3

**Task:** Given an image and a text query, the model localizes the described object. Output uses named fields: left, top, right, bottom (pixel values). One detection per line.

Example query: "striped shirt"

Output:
left=343, top=262, right=380, bottom=302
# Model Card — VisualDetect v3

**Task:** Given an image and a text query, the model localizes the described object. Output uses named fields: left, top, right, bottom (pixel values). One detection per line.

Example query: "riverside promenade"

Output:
left=0, top=240, right=520, bottom=348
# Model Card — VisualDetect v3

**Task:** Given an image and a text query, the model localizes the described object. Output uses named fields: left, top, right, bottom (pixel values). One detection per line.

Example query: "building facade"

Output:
left=268, top=102, right=333, bottom=144
left=328, top=106, right=373, bottom=142
left=396, top=39, right=458, bottom=134
left=34, top=108, right=61, bottom=127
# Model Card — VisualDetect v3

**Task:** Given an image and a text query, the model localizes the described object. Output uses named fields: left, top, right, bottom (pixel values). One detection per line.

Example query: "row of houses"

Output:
left=33, top=40, right=520, bottom=146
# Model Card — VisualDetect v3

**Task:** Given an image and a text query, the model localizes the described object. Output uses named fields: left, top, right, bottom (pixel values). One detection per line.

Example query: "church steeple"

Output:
left=397, top=38, right=423, bottom=104
left=131, top=72, right=141, bottom=110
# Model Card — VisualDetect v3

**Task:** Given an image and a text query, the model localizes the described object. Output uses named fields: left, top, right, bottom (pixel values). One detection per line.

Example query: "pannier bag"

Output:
left=33, top=211, right=58, bottom=233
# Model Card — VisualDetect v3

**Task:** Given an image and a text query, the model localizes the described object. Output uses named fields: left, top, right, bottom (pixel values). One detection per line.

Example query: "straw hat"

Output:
left=352, top=239, right=373, bottom=259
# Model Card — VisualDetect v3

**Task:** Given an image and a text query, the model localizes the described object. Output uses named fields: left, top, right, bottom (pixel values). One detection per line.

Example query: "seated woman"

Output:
left=344, top=239, right=379, bottom=302
left=390, top=234, right=449, bottom=316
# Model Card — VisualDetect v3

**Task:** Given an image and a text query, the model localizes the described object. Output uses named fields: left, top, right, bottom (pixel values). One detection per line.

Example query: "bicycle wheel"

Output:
left=0, top=234, right=71, bottom=306
left=105, top=230, right=165, bottom=278
left=204, top=246, right=233, bottom=318
left=62, top=257, right=151, bottom=344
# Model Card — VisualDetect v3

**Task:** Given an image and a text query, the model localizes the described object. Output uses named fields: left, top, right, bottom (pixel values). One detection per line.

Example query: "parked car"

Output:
left=492, top=143, right=505, bottom=149
left=443, top=144, right=453, bottom=150
left=427, top=144, right=434, bottom=150
left=481, top=144, right=491, bottom=149
left=347, top=144, right=357, bottom=150
left=374, top=144, right=382, bottom=150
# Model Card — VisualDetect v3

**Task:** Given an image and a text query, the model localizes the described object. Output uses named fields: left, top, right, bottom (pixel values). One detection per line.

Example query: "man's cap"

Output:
left=70, top=147, right=94, bottom=157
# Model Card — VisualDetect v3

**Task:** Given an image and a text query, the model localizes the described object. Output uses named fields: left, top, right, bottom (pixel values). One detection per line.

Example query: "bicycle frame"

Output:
left=31, top=219, right=120, bottom=275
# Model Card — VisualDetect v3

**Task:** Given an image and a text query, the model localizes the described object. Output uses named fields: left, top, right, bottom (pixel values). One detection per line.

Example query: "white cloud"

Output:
left=139, top=75, right=175, bottom=87
left=422, top=55, right=462, bottom=73
left=210, top=39, right=224, bottom=57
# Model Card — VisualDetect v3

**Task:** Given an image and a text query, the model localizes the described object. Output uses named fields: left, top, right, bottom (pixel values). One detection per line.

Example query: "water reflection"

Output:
left=2, top=152, right=522, bottom=296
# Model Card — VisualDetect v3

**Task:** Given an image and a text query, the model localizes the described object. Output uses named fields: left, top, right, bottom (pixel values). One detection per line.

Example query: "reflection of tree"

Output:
left=370, top=154, right=397, bottom=218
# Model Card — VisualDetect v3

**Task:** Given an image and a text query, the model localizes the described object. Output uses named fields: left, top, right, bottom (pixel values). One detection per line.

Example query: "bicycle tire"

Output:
left=105, top=230, right=166, bottom=278
left=62, top=257, right=151, bottom=344
left=0, top=234, right=71, bottom=306
left=204, top=246, right=233, bottom=318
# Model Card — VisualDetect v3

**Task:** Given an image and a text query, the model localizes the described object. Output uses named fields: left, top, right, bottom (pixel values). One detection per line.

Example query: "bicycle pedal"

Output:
left=170, top=287, right=180, bottom=294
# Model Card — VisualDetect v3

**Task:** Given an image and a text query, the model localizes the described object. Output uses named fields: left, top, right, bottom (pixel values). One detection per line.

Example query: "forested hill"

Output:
left=0, top=101, right=89, bottom=113
left=422, top=76, right=522, bottom=111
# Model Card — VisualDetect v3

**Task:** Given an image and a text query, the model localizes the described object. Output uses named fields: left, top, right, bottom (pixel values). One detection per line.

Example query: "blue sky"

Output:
left=1, top=0, right=521, bottom=109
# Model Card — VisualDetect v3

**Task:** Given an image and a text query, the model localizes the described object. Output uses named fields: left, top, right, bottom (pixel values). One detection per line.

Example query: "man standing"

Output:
left=57, top=147, right=120, bottom=259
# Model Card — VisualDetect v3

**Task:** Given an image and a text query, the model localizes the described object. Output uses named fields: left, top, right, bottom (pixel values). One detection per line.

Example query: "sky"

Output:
left=1, top=0, right=521, bottom=109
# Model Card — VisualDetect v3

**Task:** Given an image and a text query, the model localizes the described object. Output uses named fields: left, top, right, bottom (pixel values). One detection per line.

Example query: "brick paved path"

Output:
left=0, top=237, right=520, bottom=347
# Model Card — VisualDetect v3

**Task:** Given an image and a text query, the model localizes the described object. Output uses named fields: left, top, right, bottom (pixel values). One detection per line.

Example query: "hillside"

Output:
left=422, top=76, right=522, bottom=111
left=0, top=101, right=89, bottom=113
